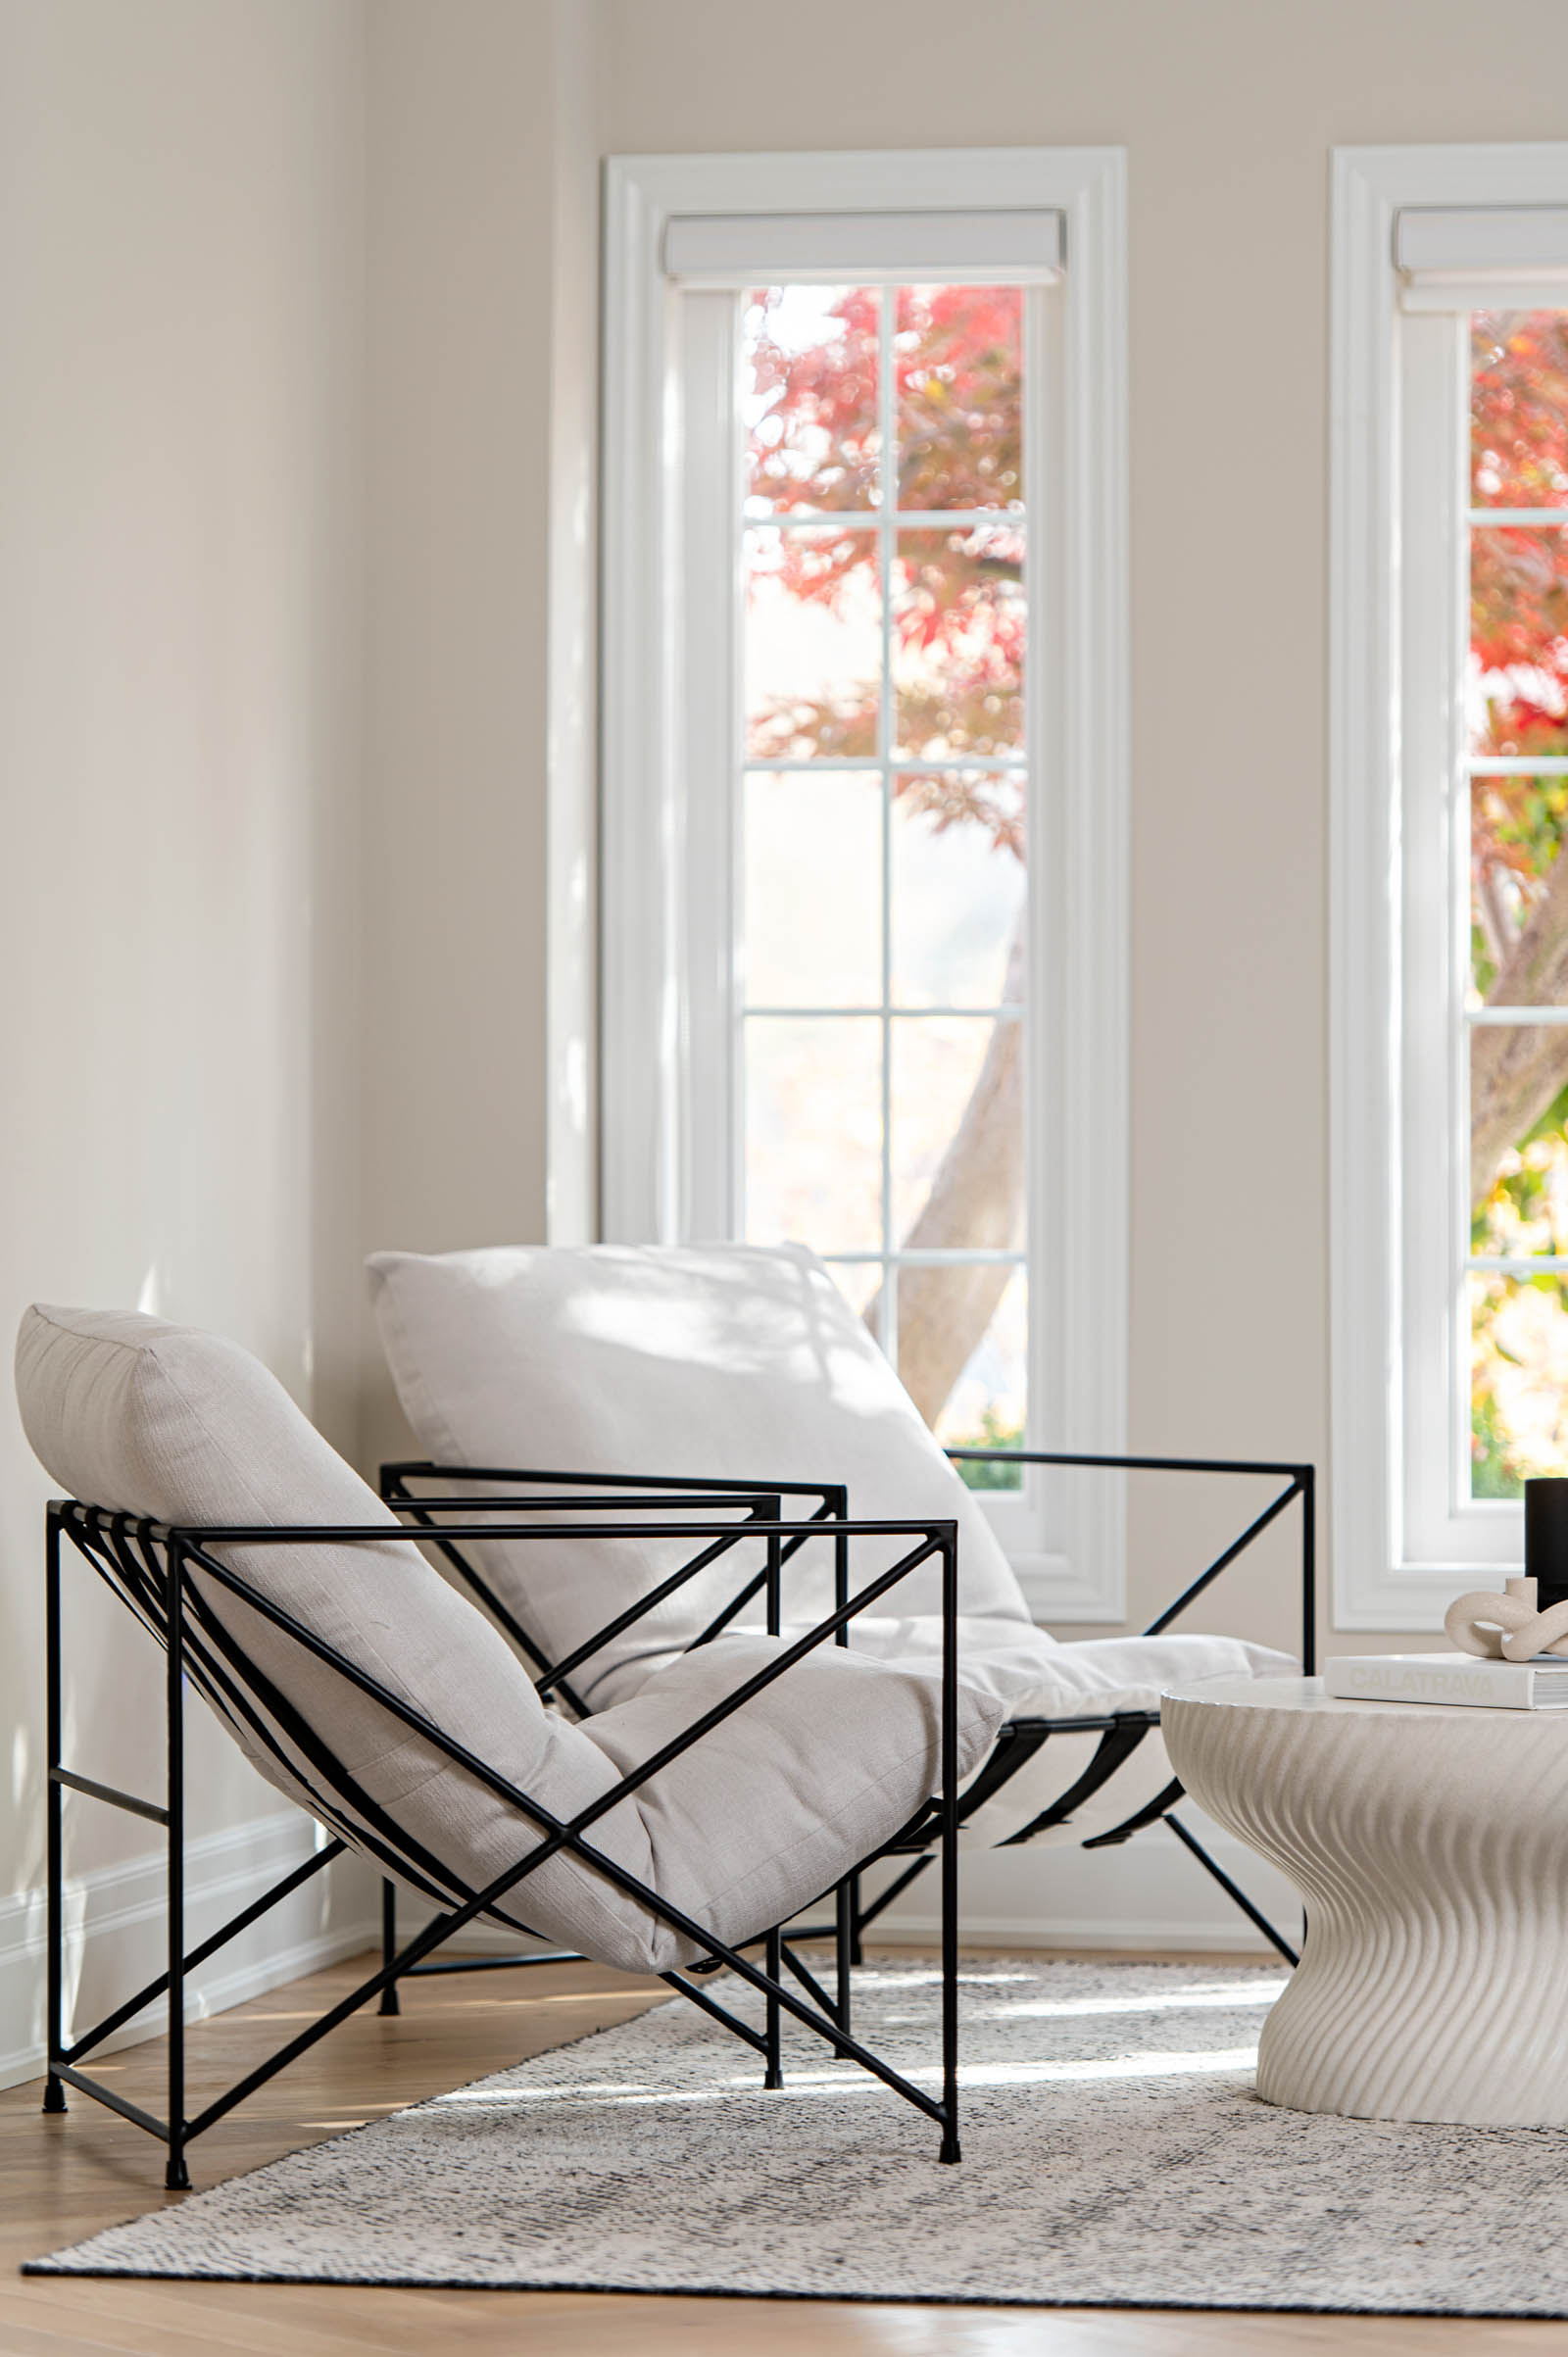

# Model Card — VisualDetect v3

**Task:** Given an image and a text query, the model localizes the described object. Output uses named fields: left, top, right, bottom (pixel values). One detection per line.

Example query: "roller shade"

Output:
left=662, top=208, right=1064, bottom=287
left=1397, top=204, right=1568, bottom=312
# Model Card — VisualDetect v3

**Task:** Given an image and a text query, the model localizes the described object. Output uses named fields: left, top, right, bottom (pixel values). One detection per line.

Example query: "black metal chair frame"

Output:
left=376, top=1448, right=1315, bottom=1989
left=41, top=1491, right=966, bottom=2189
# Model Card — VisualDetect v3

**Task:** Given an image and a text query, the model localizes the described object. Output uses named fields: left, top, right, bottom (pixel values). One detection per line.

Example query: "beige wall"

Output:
left=359, top=0, right=602, bottom=1469
left=0, top=0, right=368, bottom=2037
left=8, top=0, right=1568, bottom=2020
left=599, top=0, right=1568, bottom=1663
left=0, top=0, right=607, bottom=2087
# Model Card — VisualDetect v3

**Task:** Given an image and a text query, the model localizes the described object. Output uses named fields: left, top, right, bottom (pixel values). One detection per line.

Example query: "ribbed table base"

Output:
left=1163, top=1678, right=1568, bottom=2126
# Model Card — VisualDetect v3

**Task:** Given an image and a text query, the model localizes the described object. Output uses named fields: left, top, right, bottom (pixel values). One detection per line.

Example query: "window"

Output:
left=737, top=280, right=1028, bottom=1480
left=603, top=149, right=1128, bottom=1617
left=1464, top=316, right=1568, bottom=1495
left=1332, top=149, right=1568, bottom=1626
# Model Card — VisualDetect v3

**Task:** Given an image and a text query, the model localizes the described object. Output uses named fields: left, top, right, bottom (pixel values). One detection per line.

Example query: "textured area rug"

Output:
left=26, top=1958, right=1568, bottom=2312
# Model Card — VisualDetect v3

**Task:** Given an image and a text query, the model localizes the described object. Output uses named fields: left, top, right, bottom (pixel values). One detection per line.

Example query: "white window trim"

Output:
left=601, top=146, right=1129, bottom=1622
left=1332, top=142, right=1568, bottom=1630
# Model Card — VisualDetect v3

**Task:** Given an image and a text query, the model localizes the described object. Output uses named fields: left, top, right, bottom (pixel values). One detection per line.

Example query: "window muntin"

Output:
left=738, top=283, right=1028, bottom=1479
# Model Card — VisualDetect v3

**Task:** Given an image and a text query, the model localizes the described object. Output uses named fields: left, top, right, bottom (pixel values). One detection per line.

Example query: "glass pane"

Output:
left=743, top=1015, right=882, bottom=1252
left=1470, top=1269, right=1568, bottom=1497
left=1471, top=1035, right=1568, bottom=1257
left=890, top=1014, right=1023, bottom=1243
left=896, top=285, right=1022, bottom=513
left=1471, top=312, right=1568, bottom=513
left=891, top=771, right=1025, bottom=1006
left=744, top=770, right=882, bottom=1007
left=745, top=285, right=879, bottom=516
left=928, top=1267, right=1027, bottom=1488
left=745, top=526, right=880, bottom=761
left=894, top=526, right=1024, bottom=760
left=1470, top=775, right=1568, bottom=1004
left=1469, top=525, right=1568, bottom=758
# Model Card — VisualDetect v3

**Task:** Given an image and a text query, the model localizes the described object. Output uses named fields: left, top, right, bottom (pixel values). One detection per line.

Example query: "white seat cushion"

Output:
left=368, top=1243, right=1043, bottom=1703
left=794, top=1621, right=1292, bottom=1722
left=626, top=1618, right=1290, bottom=1848
left=582, top=1637, right=1000, bottom=1956
left=16, top=1305, right=1002, bottom=1975
left=804, top=1623, right=1295, bottom=1845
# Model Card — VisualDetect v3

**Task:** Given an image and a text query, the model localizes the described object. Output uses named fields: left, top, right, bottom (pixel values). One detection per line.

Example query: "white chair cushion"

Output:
left=583, top=1636, right=1000, bottom=1959
left=16, top=1305, right=1002, bottom=1975
left=785, top=1620, right=1293, bottom=1722
left=803, top=1622, right=1295, bottom=1845
left=589, top=1611, right=1289, bottom=1848
left=368, top=1243, right=1041, bottom=1702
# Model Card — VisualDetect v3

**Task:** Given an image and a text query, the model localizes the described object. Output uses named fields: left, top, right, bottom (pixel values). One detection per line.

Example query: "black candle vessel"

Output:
left=1524, top=1477, right=1568, bottom=1615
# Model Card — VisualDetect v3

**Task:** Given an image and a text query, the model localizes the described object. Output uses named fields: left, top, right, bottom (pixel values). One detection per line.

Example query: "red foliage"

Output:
left=1467, top=317, right=1568, bottom=982
left=1471, top=315, right=1568, bottom=760
left=744, top=284, right=1027, bottom=847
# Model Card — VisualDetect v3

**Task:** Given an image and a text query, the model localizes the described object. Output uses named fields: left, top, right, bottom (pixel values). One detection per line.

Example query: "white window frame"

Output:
left=1332, top=143, right=1568, bottom=1628
left=601, top=146, right=1128, bottom=1622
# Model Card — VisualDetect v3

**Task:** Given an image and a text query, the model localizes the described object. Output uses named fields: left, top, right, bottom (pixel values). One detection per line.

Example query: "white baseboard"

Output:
left=868, top=1812, right=1300, bottom=1955
left=0, top=1811, right=379, bottom=2093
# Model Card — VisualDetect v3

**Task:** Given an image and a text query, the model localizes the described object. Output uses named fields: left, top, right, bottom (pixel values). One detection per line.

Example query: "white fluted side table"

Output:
left=1162, top=1674, right=1568, bottom=2126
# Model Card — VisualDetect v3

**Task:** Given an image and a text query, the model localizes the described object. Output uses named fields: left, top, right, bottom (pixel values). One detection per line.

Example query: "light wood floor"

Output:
left=3, top=1947, right=1565, bottom=2356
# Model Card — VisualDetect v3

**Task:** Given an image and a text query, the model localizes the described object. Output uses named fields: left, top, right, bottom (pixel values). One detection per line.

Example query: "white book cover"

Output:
left=1325, top=1652, right=1568, bottom=1710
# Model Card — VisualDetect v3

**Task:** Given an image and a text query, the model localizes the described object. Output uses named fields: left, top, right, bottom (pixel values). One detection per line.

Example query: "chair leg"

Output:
left=762, top=1529, right=784, bottom=2087
left=835, top=1876, right=854, bottom=2035
left=764, top=1926, right=783, bottom=2088
left=377, top=1879, right=402, bottom=2015
left=831, top=1517, right=860, bottom=2010
left=939, top=1831, right=959, bottom=2164
left=42, top=1513, right=66, bottom=2117
left=165, top=1543, right=189, bottom=2192
left=938, top=1528, right=960, bottom=2164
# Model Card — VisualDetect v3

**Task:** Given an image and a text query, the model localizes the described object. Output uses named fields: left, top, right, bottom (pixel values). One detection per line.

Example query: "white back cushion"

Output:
left=368, top=1244, right=1035, bottom=1702
left=16, top=1303, right=998, bottom=1973
left=14, top=1305, right=643, bottom=1946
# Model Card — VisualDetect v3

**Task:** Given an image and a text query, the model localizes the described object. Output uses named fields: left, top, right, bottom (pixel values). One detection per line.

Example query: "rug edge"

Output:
left=14, top=2261, right=1568, bottom=2319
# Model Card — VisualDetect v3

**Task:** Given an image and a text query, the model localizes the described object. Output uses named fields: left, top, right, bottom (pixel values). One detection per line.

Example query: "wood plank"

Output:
left=3, top=1946, right=1566, bottom=2355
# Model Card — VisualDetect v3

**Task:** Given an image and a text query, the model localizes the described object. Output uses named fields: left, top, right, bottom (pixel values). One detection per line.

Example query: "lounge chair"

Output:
left=17, top=1302, right=1001, bottom=2185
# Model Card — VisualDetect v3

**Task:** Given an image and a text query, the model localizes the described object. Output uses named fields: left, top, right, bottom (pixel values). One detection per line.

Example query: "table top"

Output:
left=1161, top=1672, right=1568, bottom=1724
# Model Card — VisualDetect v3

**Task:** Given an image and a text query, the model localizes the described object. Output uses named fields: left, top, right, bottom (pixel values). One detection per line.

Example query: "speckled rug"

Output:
left=25, top=1958, right=1568, bottom=2312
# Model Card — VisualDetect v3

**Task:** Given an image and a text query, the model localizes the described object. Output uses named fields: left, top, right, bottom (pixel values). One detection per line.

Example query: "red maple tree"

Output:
left=748, top=294, right=1568, bottom=1443
left=746, top=285, right=1026, bottom=796
left=1469, top=315, right=1568, bottom=1213
left=743, top=285, right=1028, bottom=1421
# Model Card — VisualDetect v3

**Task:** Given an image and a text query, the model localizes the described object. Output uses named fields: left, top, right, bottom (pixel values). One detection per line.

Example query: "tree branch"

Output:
left=863, top=919, right=1027, bottom=1424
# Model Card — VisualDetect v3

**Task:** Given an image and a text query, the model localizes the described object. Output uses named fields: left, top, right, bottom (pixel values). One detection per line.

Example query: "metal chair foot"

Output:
left=378, top=1880, right=402, bottom=2012
left=165, top=2155, right=190, bottom=2191
left=938, top=2132, right=961, bottom=2164
left=763, top=2067, right=783, bottom=2089
left=41, top=2076, right=67, bottom=2115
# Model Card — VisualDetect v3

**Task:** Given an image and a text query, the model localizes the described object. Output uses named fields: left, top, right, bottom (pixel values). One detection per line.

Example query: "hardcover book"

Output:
left=1324, top=1652, right=1568, bottom=1710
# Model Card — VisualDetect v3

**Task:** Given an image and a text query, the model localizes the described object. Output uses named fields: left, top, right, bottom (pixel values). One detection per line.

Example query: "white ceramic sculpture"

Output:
left=1443, top=1573, right=1568, bottom=1662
